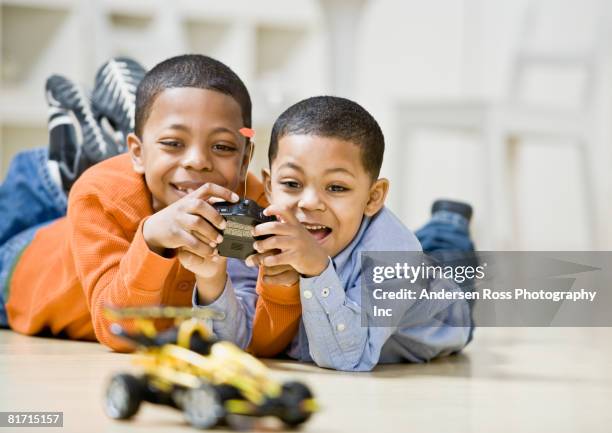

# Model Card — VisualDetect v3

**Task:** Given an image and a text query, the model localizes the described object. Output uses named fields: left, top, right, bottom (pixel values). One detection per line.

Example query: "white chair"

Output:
left=394, top=0, right=609, bottom=249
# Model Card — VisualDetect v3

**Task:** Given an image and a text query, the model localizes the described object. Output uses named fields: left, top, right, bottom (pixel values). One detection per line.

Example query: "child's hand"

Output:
left=178, top=249, right=228, bottom=304
left=249, top=250, right=300, bottom=286
left=177, top=248, right=226, bottom=279
left=247, top=205, right=329, bottom=277
left=141, top=182, right=238, bottom=304
left=142, top=183, right=238, bottom=257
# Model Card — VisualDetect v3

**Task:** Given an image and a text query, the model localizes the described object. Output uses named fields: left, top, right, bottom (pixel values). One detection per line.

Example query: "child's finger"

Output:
left=261, top=251, right=292, bottom=268
left=262, top=263, right=294, bottom=276
left=263, top=270, right=299, bottom=286
left=191, top=231, right=219, bottom=249
left=184, top=198, right=226, bottom=230
left=179, top=212, right=223, bottom=246
left=251, top=221, right=293, bottom=237
left=191, top=183, right=239, bottom=204
left=178, top=231, right=216, bottom=258
left=253, top=235, right=292, bottom=253
left=178, top=249, right=202, bottom=267
left=262, top=204, right=299, bottom=225
left=245, top=250, right=277, bottom=267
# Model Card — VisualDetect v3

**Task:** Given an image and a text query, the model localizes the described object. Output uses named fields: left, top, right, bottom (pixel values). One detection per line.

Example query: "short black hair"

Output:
left=135, top=54, right=251, bottom=137
left=269, top=96, right=384, bottom=179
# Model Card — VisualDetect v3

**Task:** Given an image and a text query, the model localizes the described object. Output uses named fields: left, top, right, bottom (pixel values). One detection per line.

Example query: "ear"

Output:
left=239, top=140, right=254, bottom=183
left=261, top=167, right=272, bottom=202
left=127, top=133, right=146, bottom=174
left=364, top=178, right=389, bottom=217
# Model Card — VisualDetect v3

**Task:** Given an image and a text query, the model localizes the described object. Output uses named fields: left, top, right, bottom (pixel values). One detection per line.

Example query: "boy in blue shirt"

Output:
left=235, top=96, right=473, bottom=371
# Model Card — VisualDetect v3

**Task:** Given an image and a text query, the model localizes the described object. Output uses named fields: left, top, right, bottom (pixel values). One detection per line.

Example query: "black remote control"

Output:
left=213, top=199, right=275, bottom=260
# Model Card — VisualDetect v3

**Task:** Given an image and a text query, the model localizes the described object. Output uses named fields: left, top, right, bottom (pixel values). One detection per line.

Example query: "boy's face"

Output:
left=128, top=87, right=250, bottom=210
left=264, top=134, right=388, bottom=258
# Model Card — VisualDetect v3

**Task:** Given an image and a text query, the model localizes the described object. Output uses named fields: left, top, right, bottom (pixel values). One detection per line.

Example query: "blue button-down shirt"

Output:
left=194, top=207, right=472, bottom=371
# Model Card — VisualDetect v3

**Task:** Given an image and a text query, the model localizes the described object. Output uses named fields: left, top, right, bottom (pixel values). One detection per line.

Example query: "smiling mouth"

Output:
left=170, top=183, right=199, bottom=195
left=302, top=223, right=332, bottom=242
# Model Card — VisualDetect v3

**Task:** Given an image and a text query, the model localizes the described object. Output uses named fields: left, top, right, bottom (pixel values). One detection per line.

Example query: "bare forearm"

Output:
left=195, top=272, right=228, bottom=305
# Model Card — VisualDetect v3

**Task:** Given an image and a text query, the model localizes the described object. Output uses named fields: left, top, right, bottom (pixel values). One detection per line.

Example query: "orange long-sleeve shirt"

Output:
left=6, top=153, right=265, bottom=352
left=247, top=269, right=303, bottom=357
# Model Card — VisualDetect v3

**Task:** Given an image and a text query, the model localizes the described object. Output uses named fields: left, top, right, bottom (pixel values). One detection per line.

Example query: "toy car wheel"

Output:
left=104, top=373, right=145, bottom=420
left=182, top=384, right=224, bottom=429
left=279, top=381, right=314, bottom=427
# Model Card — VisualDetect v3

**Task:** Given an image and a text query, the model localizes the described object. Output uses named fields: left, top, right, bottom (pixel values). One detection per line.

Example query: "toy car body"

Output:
left=103, top=306, right=317, bottom=429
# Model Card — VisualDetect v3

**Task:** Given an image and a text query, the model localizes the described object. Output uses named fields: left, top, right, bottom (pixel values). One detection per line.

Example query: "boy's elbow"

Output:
left=418, top=325, right=472, bottom=362
left=313, top=356, right=376, bottom=372
left=309, top=346, right=377, bottom=372
left=92, top=314, right=135, bottom=353
left=96, top=327, right=135, bottom=353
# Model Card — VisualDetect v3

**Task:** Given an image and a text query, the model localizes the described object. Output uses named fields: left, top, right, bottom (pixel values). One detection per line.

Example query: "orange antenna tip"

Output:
left=239, top=127, right=255, bottom=138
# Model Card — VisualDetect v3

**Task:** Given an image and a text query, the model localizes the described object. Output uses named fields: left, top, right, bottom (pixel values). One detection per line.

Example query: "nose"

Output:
left=297, top=187, right=326, bottom=212
left=181, top=145, right=212, bottom=171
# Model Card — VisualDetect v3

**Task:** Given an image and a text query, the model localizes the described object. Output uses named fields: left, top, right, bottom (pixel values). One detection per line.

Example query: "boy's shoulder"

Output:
left=356, top=207, right=422, bottom=253
left=68, top=153, right=151, bottom=215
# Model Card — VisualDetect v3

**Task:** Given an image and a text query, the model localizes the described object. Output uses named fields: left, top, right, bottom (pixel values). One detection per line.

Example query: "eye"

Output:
left=159, top=140, right=182, bottom=148
left=328, top=184, right=349, bottom=192
left=212, top=143, right=237, bottom=153
left=281, top=180, right=301, bottom=189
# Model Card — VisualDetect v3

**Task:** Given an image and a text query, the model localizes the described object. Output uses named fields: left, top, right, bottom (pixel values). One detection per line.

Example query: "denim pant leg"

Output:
left=0, top=148, right=67, bottom=327
left=415, top=211, right=474, bottom=253
left=415, top=211, right=476, bottom=342
left=0, top=147, right=67, bottom=246
left=0, top=223, right=53, bottom=328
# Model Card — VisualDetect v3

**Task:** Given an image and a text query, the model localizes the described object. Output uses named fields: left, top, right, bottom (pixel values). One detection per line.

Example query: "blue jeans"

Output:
left=416, top=210, right=476, bottom=342
left=416, top=210, right=474, bottom=253
left=0, top=148, right=67, bottom=327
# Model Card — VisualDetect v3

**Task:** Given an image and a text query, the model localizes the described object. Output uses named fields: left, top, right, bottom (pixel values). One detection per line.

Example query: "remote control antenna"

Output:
left=239, top=128, right=255, bottom=200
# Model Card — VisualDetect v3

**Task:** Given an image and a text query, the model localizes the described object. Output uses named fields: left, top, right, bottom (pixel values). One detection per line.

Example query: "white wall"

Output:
left=1, top=0, right=609, bottom=250
left=355, top=0, right=611, bottom=250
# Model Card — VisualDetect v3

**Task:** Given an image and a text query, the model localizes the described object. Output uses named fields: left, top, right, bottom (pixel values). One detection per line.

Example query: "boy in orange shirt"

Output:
left=0, top=54, right=266, bottom=351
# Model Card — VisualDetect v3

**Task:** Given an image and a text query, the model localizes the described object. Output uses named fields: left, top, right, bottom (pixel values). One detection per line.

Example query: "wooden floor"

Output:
left=0, top=327, right=611, bottom=433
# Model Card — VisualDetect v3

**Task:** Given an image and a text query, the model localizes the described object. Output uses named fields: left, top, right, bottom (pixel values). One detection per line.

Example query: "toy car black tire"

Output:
left=105, top=373, right=145, bottom=420
left=279, top=381, right=314, bottom=427
left=182, top=384, right=224, bottom=429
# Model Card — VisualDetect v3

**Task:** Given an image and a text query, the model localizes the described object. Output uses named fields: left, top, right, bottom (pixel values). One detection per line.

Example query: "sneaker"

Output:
left=45, top=74, right=119, bottom=192
left=91, top=57, right=146, bottom=151
left=431, top=199, right=473, bottom=222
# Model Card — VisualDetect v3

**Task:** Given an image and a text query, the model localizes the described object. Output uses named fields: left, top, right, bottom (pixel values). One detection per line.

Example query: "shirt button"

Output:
left=321, top=287, right=330, bottom=298
left=178, top=281, right=192, bottom=291
left=336, top=323, right=346, bottom=332
left=303, top=290, right=313, bottom=299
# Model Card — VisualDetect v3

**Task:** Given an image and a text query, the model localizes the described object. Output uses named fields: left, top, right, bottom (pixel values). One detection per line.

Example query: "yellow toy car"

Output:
left=103, top=306, right=317, bottom=429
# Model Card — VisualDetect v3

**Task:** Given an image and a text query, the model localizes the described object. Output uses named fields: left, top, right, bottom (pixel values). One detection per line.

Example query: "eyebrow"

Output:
left=163, top=125, right=239, bottom=137
left=210, top=126, right=238, bottom=135
left=325, top=167, right=355, bottom=177
left=279, top=162, right=355, bottom=177
left=165, top=123, right=190, bottom=132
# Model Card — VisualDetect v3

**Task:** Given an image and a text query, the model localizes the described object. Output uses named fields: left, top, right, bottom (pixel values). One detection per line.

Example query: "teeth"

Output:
left=174, top=185, right=195, bottom=193
left=304, top=224, right=327, bottom=230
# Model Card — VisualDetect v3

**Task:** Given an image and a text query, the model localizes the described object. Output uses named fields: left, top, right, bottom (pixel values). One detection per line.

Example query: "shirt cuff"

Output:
left=192, top=274, right=241, bottom=333
left=123, top=218, right=179, bottom=292
left=299, top=258, right=346, bottom=314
